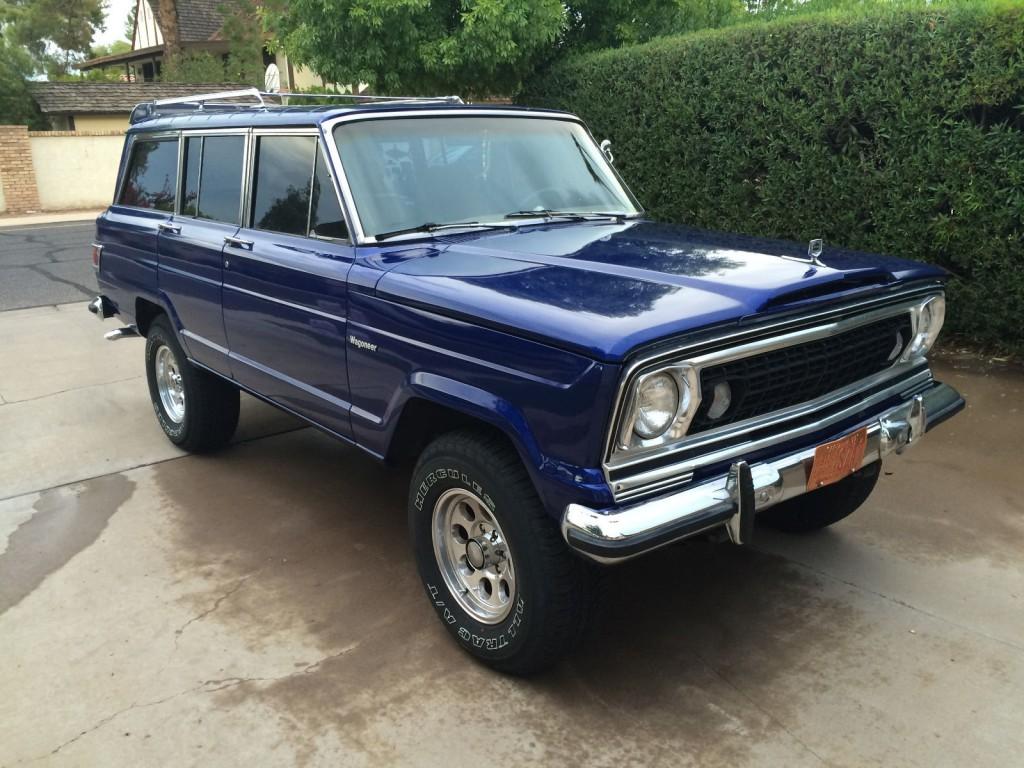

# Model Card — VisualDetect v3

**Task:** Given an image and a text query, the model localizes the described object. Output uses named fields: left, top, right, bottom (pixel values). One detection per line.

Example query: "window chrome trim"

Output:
left=603, top=287, right=943, bottom=481
left=169, top=127, right=251, bottom=226
left=320, top=109, right=643, bottom=245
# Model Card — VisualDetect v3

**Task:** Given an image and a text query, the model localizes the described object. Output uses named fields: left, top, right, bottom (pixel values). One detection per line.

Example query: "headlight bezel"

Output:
left=617, top=364, right=701, bottom=451
left=901, top=294, right=946, bottom=362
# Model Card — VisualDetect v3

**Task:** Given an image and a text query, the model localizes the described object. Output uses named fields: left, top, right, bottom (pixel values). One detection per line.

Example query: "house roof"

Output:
left=29, top=82, right=249, bottom=115
left=80, top=0, right=240, bottom=70
left=150, top=0, right=230, bottom=43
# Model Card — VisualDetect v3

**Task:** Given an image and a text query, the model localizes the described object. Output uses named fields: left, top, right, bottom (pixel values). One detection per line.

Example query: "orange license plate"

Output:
left=806, top=428, right=868, bottom=491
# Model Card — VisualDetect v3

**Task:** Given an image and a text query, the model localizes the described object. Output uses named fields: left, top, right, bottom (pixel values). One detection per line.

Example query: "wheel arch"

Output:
left=384, top=373, right=544, bottom=477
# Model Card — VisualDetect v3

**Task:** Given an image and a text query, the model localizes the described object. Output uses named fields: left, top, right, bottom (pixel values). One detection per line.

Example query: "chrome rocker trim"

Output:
left=563, top=380, right=964, bottom=564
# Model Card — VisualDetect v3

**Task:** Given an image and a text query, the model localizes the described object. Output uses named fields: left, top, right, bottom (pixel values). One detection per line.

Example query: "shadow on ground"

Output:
left=151, top=427, right=875, bottom=765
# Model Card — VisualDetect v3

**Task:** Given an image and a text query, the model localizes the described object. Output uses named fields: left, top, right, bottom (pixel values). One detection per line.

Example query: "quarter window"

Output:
left=310, top=148, right=348, bottom=240
left=250, top=135, right=317, bottom=236
left=119, top=138, right=177, bottom=211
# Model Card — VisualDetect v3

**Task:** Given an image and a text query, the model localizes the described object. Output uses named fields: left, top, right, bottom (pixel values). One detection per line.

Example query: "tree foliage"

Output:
left=0, top=31, right=45, bottom=127
left=3, top=0, right=105, bottom=76
left=562, top=0, right=744, bottom=52
left=262, top=0, right=565, bottom=96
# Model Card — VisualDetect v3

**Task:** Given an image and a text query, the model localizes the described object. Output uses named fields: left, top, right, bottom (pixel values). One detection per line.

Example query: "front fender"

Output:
left=385, top=372, right=613, bottom=519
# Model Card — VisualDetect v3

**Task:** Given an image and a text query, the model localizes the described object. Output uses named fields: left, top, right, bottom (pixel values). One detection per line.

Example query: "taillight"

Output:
left=91, top=243, right=103, bottom=269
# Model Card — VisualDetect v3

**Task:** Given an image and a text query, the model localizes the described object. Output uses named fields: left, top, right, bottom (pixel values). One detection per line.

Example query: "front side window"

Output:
left=119, top=137, right=178, bottom=211
left=333, top=116, right=639, bottom=238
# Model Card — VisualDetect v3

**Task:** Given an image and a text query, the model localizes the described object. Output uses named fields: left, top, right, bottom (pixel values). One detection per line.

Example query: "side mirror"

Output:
left=600, top=139, right=614, bottom=164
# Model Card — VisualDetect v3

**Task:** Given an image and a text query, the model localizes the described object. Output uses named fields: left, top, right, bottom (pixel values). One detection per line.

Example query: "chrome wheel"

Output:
left=432, top=488, right=517, bottom=624
left=154, top=344, right=186, bottom=423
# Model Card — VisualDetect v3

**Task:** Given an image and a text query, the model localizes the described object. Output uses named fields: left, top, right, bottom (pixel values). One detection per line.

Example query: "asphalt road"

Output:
left=1, top=223, right=1023, bottom=766
left=0, top=221, right=99, bottom=311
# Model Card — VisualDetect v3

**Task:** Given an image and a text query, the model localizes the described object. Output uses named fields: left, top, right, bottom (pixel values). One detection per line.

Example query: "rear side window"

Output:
left=195, top=135, right=245, bottom=225
left=180, top=135, right=245, bottom=224
left=250, top=135, right=317, bottom=236
left=119, top=138, right=177, bottom=211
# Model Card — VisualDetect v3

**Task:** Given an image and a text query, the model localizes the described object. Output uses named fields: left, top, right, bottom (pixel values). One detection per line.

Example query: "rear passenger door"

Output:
left=222, top=130, right=355, bottom=438
left=157, top=131, right=246, bottom=374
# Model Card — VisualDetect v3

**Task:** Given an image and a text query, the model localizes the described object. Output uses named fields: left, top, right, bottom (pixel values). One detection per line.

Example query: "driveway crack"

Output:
left=173, top=573, right=257, bottom=647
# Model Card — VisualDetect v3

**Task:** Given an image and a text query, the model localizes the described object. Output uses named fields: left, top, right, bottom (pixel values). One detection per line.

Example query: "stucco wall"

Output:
left=74, top=114, right=130, bottom=132
left=29, top=131, right=124, bottom=211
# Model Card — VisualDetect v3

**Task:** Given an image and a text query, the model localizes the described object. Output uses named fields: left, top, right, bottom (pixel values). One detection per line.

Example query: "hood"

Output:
left=371, top=220, right=946, bottom=361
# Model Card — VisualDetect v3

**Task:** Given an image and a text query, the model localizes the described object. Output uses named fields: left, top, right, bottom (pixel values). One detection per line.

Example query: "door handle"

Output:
left=224, top=235, right=254, bottom=250
left=158, top=221, right=181, bottom=234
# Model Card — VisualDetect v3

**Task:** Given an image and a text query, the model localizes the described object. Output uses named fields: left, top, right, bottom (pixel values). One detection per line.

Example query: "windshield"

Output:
left=332, top=116, right=640, bottom=239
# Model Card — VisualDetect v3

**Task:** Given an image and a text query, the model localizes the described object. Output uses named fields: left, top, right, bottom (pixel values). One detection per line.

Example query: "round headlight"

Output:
left=634, top=373, right=681, bottom=439
left=908, top=295, right=946, bottom=358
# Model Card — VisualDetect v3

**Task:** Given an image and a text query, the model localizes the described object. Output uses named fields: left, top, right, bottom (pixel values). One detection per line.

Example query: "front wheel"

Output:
left=145, top=316, right=239, bottom=453
left=409, top=430, right=597, bottom=675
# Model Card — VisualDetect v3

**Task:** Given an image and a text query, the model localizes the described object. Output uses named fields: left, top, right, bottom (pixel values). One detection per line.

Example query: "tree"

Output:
left=562, top=0, right=745, bottom=52
left=4, top=0, right=105, bottom=76
left=157, top=0, right=181, bottom=59
left=262, top=0, right=566, bottom=97
left=0, top=33, right=45, bottom=127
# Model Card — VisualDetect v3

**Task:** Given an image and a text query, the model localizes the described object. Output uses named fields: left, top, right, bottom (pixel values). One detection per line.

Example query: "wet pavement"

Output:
left=1, top=302, right=1022, bottom=767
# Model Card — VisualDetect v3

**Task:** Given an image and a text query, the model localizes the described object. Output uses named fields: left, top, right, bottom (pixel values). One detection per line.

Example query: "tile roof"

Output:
left=29, top=82, right=249, bottom=115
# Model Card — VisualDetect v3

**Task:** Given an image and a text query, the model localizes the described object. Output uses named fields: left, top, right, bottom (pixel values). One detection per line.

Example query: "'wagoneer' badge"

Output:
left=348, top=335, right=378, bottom=352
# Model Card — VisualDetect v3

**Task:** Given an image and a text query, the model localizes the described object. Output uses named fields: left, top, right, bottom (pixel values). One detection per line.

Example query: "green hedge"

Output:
left=520, top=3, right=1024, bottom=353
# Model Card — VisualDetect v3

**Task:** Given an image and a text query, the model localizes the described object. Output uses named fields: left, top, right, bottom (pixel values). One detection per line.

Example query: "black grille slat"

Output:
left=690, top=314, right=913, bottom=433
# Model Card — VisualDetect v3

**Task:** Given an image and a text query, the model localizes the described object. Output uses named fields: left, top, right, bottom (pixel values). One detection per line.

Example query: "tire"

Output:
left=409, top=429, right=597, bottom=675
left=757, top=461, right=881, bottom=533
left=145, top=316, right=239, bottom=453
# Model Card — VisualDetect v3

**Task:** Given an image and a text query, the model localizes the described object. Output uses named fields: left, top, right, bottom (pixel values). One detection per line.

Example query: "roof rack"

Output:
left=129, top=87, right=463, bottom=123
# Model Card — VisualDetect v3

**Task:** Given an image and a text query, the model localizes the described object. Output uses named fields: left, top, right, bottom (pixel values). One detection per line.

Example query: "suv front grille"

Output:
left=689, top=313, right=913, bottom=434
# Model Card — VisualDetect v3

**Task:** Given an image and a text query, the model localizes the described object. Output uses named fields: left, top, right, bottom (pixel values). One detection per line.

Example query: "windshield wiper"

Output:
left=503, top=209, right=632, bottom=221
left=374, top=221, right=511, bottom=241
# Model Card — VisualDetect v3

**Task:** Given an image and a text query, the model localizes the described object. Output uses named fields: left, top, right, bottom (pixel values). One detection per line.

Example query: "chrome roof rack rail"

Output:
left=259, top=91, right=463, bottom=105
left=130, top=87, right=267, bottom=123
left=129, top=87, right=464, bottom=123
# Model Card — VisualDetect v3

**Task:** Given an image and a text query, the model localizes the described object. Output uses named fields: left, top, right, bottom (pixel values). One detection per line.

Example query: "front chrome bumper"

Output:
left=562, top=381, right=964, bottom=564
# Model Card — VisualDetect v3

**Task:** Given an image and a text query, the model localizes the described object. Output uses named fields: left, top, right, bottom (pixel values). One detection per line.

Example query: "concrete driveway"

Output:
left=2, top=229, right=1023, bottom=766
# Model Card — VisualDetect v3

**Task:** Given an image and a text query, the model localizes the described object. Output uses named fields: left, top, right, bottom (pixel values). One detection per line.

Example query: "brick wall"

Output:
left=0, top=125, right=42, bottom=214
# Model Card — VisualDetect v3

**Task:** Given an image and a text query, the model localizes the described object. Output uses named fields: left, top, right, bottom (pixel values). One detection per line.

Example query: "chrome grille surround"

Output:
left=604, top=284, right=944, bottom=503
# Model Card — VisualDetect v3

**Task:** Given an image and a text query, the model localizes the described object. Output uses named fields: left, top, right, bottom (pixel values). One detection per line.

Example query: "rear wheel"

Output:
left=758, top=461, right=881, bottom=533
left=145, top=316, right=239, bottom=452
left=409, top=430, right=597, bottom=675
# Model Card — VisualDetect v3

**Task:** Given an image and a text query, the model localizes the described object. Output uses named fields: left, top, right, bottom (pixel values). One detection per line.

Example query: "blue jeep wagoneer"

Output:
left=90, top=88, right=964, bottom=673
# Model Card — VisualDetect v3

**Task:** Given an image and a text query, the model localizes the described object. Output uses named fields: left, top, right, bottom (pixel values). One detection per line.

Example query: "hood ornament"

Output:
left=806, top=238, right=825, bottom=266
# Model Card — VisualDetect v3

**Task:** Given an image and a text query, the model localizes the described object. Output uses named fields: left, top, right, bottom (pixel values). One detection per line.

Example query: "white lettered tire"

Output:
left=409, top=430, right=597, bottom=675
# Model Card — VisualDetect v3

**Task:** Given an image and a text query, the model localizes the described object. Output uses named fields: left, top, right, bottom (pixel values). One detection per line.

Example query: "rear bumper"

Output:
left=562, top=380, right=964, bottom=564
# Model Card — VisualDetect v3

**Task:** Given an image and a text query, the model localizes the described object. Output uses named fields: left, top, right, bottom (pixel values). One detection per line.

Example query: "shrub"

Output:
left=521, top=2, right=1024, bottom=352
